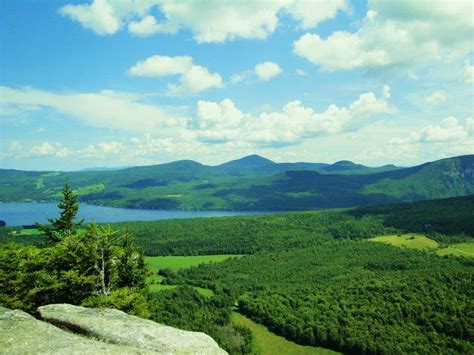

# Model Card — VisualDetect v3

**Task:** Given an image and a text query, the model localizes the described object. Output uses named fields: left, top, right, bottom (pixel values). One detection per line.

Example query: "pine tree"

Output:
left=37, top=182, right=84, bottom=242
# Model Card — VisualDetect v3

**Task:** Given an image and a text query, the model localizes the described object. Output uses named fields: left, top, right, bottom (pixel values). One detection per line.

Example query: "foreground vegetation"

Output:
left=1, top=193, right=473, bottom=353
left=0, top=185, right=253, bottom=354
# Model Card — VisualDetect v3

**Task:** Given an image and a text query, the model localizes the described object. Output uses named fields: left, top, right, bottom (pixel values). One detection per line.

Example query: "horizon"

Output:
left=1, top=0, right=473, bottom=171
left=4, top=152, right=474, bottom=173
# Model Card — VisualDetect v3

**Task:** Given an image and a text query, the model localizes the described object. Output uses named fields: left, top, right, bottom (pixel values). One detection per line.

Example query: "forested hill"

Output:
left=0, top=154, right=473, bottom=210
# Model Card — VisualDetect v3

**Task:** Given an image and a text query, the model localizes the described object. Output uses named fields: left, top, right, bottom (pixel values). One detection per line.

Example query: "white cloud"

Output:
left=418, top=117, right=469, bottom=143
left=294, top=31, right=388, bottom=71
left=254, top=62, right=282, bottom=81
left=284, top=0, right=348, bottom=29
left=60, top=0, right=348, bottom=41
left=29, top=142, right=72, bottom=158
left=293, top=0, right=473, bottom=72
left=230, top=61, right=282, bottom=85
left=128, top=55, right=192, bottom=77
left=388, top=117, right=473, bottom=145
left=128, top=14, right=177, bottom=37
left=424, top=90, right=447, bottom=105
left=383, top=84, right=391, bottom=99
left=97, top=141, right=123, bottom=154
left=59, top=0, right=120, bottom=35
left=0, top=86, right=182, bottom=132
left=128, top=55, right=223, bottom=95
left=189, top=89, right=393, bottom=146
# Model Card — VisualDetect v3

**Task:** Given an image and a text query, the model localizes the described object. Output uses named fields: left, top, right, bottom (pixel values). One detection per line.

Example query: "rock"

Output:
left=0, top=306, right=147, bottom=354
left=39, top=304, right=227, bottom=354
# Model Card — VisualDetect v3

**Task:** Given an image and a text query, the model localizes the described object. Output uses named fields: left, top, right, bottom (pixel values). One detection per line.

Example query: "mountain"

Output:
left=0, top=155, right=472, bottom=210
left=217, top=154, right=276, bottom=169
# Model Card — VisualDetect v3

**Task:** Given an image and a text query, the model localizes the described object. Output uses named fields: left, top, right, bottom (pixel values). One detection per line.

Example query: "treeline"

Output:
left=110, top=195, right=473, bottom=256
left=3, top=196, right=473, bottom=256
left=165, top=240, right=474, bottom=354
left=351, top=195, right=474, bottom=238
left=112, top=211, right=395, bottom=256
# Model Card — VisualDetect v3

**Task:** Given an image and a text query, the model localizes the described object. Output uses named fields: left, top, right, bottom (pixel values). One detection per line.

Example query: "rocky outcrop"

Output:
left=0, top=307, right=144, bottom=354
left=1, top=304, right=227, bottom=354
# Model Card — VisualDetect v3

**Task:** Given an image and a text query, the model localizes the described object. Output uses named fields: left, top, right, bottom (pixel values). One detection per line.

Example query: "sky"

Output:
left=0, top=0, right=473, bottom=171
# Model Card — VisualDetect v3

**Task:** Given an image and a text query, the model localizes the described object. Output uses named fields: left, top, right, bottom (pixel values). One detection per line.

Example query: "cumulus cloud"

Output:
left=293, top=0, right=473, bottom=72
left=388, top=117, right=473, bottom=146
left=0, top=86, right=182, bottom=132
left=424, top=90, right=447, bottom=105
left=188, top=89, right=393, bottom=146
left=230, top=61, right=282, bottom=85
left=128, top=55, right=223, bottom=95
left=60, top=0, right=348, bottom=41
left=418, top=117, right=469, bottom=143
left=254, top=62, right=282, bottom=81
left=29, top=142, right=72, bottom=158
left=59, top=0, right=120, bottom=35
left=128, top=15, right=177, bottom=37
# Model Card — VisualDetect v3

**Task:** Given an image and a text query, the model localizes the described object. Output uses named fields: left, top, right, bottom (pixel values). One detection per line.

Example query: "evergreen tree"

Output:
left=37, top=182, right=83, bottom=242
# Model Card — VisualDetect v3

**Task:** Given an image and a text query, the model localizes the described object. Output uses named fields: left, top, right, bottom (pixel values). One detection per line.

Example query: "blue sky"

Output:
left=1, top=0, right=473, bottom=170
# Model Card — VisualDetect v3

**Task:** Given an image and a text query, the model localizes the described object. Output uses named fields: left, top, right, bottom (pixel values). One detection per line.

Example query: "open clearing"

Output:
left=19, top=228, right=43, bottom=235
left=149, top=284, right=214, bottom=297
left=437, top=243, right=474, bottom=257
left=370, top=235, right=474, bottom=258
left=231, top=312, right=338, bottom=355
left=369, top=234, right=439, bottom=250
left=146, top=255, right=241, bottom=296
left=145, top=254, right=242, bottom=272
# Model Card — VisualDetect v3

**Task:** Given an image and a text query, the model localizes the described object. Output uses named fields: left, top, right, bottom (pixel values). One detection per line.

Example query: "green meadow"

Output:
left=369, top=234, right=439, bottom=250
left=231, top=312, right=338, bottom=355
left=370, top=234, right=474, bottom=258
left=437, top=243, right=474, bottom=257
left=145, top=254, right=242, bottom=272
left=145, top=255, right=242, bottom=296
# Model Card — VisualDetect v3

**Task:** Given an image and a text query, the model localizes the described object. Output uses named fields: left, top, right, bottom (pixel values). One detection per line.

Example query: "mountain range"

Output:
left=0, top=154, right=473, bottom=211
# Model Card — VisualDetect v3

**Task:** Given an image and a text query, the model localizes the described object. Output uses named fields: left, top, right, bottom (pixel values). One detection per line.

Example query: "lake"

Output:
left=0, top=202, right=268, bottom=226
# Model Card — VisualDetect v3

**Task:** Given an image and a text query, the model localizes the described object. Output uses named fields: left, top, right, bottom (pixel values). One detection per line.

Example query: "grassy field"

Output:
left=146, top=255, right=241, bottom=296
left=369, top=234, right=439, bottom=250
left=149, top=284, right=214, bottom=297
left=437, top=243, right=474, bottom=257
left=370, top=234, right=474, bottom=258
left=18, top=228, right=43, bottom=235
left=231, top=312, right=339, bottom=355
left=145, top=255, right=242, bottom=272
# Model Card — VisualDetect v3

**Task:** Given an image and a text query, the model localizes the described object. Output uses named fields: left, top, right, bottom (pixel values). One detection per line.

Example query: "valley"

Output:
left=2, top=195, right=473, bottom=353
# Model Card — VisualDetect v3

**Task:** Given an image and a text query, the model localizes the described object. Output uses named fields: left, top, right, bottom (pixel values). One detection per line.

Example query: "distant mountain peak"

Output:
left=218, top=154, right=275, bottom=168
left=332, top=160, right=357, bottom=167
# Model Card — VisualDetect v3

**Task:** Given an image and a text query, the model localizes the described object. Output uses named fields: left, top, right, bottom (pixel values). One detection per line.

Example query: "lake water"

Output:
left=0, top=202, right=269, bottom=227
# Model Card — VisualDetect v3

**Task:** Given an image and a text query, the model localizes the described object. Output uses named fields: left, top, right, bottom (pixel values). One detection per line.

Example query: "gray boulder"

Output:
left=0, top=306, right=146, bottom=354
left=39, top=304, right=226, bottom=354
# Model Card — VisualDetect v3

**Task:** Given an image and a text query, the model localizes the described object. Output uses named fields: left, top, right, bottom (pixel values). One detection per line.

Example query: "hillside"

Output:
left=0, top=155, right=472, bottom=210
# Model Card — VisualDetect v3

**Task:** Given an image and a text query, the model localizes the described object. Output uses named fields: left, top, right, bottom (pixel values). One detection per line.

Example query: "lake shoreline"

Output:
left=0, top=202, right=275, bottom=227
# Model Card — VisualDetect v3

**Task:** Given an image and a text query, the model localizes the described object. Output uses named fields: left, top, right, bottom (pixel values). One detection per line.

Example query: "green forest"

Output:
left=1, top=189, right=473, bottom=354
